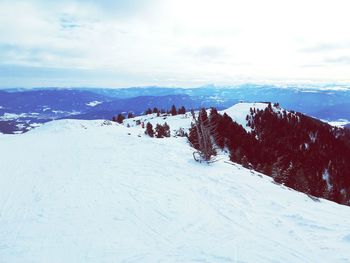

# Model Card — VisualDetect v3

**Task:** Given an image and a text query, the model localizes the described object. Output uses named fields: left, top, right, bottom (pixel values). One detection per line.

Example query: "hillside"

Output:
left=188, top=103, right=350, bottom=205
left=1, top=113, right=350, bottom=262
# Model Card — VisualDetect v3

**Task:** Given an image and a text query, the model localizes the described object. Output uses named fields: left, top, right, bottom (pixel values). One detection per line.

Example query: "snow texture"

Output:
left=1, top=105, right=350, bottom=262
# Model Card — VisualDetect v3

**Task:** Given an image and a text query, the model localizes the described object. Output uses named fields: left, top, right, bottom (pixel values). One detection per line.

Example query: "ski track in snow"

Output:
left=0, top=107, right=350, bottom=262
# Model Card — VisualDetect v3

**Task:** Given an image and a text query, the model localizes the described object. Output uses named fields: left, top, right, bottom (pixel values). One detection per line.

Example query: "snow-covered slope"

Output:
left=1, top=114, right=350, bottom=262
left=220, top=102, right=269, bottom=129
left=123, top=112, right=193, bottom=136
left=121, top=102, right=270, bottom=135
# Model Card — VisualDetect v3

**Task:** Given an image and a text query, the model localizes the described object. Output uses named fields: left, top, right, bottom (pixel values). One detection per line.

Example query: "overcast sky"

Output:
left=1, top=0, right=350, bottom=88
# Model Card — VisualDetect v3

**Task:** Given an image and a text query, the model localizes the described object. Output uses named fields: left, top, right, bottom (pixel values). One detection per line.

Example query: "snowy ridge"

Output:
left=1, top=106, right=350, bottom=262
left=28, top=119, right=119, bottom=134
left=123, top=112, right=193, bottom=136
left=220, top=102, right=269, bottom=131
left=122, top=102, right=271, bottom=135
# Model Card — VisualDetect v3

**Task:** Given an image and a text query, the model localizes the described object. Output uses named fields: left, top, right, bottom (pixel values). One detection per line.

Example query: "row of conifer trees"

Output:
left=112, top=105, right=187, bottom=124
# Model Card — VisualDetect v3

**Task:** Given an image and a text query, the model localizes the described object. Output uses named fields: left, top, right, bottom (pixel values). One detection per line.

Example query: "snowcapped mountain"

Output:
left=1, top=104, right=350, bottom=262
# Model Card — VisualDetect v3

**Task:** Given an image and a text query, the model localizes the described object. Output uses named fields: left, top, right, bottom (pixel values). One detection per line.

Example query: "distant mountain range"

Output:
left=1, top=85, right=350, bottom=134
left=311, top=103, right=350, bottom=121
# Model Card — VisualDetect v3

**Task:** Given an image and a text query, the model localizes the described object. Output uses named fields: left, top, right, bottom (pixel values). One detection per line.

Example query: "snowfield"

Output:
left=1, top=105, right=350, bottom=262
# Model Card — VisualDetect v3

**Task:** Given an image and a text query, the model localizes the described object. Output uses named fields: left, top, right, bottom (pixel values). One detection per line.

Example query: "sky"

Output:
left=1, top=0, right=350, bottom=88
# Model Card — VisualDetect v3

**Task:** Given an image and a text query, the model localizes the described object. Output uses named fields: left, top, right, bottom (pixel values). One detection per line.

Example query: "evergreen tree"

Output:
left=163, top=122, right=170, bottom=137
left=199, top=108, right=208, bottom=125
left=208, top=107, right=224, bottom=148
left=155, top=123, right=171, bottom=138
left=188, top=123, right=200, bottom=149
left=171, top=105, right=177, bottom=116
left=145, top=108, right=152, bottom=115
left=189, top=108, right=216, bottom=161
left=178, top=106, right=186, bottom=114
left=113, top=114, right=125, bottom=124
left=145, top=122, right=154, bottom=137
left=155, top=124, right=165, bottom=138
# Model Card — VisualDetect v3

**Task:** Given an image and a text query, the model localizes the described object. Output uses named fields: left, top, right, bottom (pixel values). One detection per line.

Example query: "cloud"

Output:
left=324, top=56, right=350, bottom=65
left=301, top=44, right=344, bottom=53
left=181, top=46, right=228, bottom=64
left=1, top=0, right=350, bottom=87
left=60, top=14, right=80, bottom=30
left=301, top=43, right=350, bottom=54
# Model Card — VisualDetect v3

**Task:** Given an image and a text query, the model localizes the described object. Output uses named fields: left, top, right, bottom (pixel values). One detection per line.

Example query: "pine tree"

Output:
left=155, top=123, right=171, bottom=138
left=163, top=122, right=170, bottom=137
left=113, top=113, right=125, bottom=124
left=155, top=124, right=165, bottom=138
left=145, top=108, right=152, bottom=115
left=189, top=108, right=216, bottom=161
left=145, top=122, right=154, bottom=137
left=171, top=105, right=177, bottom=116
left=188, top=123, right=200, bottom=149
left=209, top=108, right=224, bottom=148
left=178, top=106, right=186, bottom=114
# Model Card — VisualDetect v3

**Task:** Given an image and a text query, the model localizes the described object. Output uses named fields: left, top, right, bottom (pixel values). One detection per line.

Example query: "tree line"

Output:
left=112, top=105, right=187, bottom=124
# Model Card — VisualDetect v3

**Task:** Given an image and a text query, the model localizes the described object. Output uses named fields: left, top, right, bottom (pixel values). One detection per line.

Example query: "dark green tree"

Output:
left=145, top=108, right=152, bottom=115
left=145, top=122, right=154, bottom=137
left=171, top=105, right=177, bottom=116
left=113, top=114, right=125, bottom=124
left=178, top=106, right=186, bottom=114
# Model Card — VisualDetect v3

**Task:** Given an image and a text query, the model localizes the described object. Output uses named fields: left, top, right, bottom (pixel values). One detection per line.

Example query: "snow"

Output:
left=220, top=102, right=269, bottom=131
left=86, top=101, right=102, bottom=107
left=15, top=123, right=26, bottom=130
left=309, top=132, right=318, bottom=143
left=0, top=113, right=27, bottom=120
left=42, top=106, right=51, bottom=112
left=0, top=112, right=41, bottom=120
left=29, top=123, right=42, bottom=128
left=123, top=112, right=193, bottom=136
left=326, top=120, right=350, bottom=128
left=1, top=108, right=350, bottom=262
left=322, top=168, right=332, bottom=191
